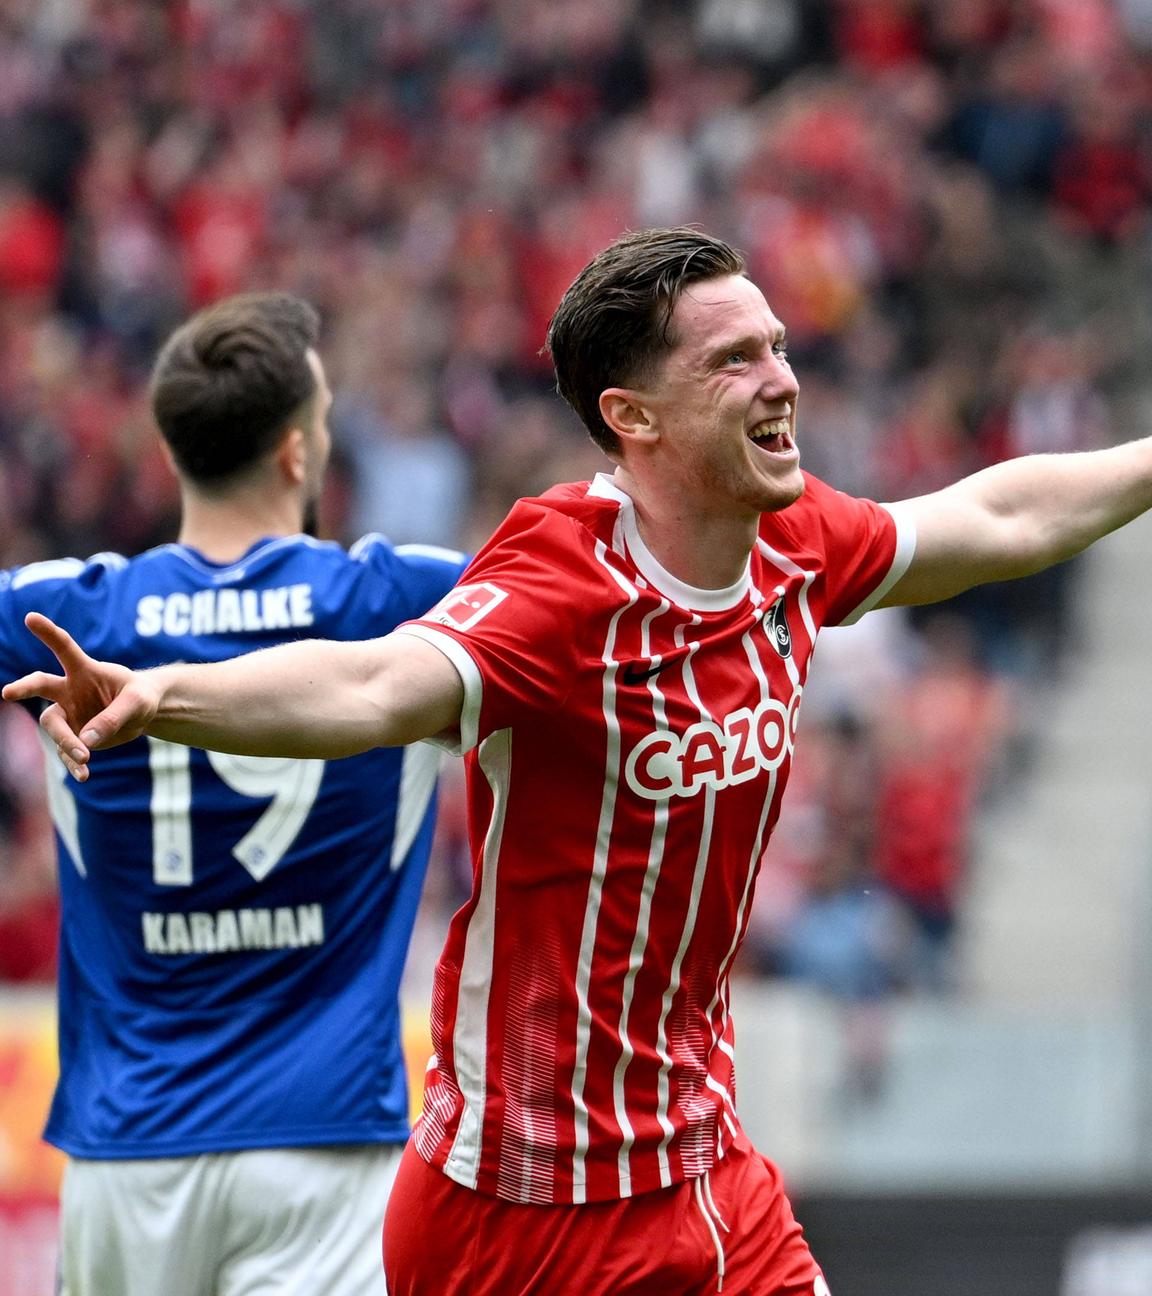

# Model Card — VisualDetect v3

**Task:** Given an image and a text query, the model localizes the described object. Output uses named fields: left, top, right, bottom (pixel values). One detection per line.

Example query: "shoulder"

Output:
left=0, top=551, right=133, bottom=671
left=761, top=474, right=913, bottom=626
left=349, top=533, right=466, bottom=575
left=760, top=473, right=890, bottom=552
left=773, top=472, right=855, bottom=526
left=414, top=485, right=619, bottom=642
left=346, top=533, right=468, bottom=623
left=3, top=550, right=129, bottom=594
left=470, top=482, right=621, bottom=577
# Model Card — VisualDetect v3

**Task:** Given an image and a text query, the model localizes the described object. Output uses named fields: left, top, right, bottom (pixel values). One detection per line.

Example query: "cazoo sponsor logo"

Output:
left=624, top=691, right=801, bottom=800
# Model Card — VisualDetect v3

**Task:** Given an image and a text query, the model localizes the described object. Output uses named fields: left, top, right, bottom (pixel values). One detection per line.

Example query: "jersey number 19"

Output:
left=43, top=732, right=325, bottom=886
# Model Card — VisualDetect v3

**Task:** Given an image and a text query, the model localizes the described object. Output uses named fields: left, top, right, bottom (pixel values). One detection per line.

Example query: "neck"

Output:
left=177, top=487, right=306, bottom=563
left=610, top=466, right=758, bottom=590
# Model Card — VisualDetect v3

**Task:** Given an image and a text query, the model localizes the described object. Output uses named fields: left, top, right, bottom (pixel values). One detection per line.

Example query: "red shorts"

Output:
left=383, top=1132, right=829, bottom=1295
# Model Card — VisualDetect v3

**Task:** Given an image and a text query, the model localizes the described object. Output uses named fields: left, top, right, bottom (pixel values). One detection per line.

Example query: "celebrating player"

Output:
left=10, top=227, right=1152, bottom=1295
left=0, top=293, right=467, bottom=1296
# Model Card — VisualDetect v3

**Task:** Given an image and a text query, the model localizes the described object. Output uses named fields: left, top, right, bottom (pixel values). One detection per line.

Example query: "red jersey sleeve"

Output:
left=769, top=473, right=917, bottom=628
left=396, top=498, right=590, bottom=755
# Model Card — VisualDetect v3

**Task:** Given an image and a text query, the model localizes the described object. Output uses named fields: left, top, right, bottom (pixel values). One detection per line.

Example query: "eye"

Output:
left=772, top=340, right=789, bottom=362
left=723, top=351, right=747, bottom=366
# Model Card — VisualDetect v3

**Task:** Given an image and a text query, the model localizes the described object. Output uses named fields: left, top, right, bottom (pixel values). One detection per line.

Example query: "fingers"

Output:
left=39, top=704, right=90, bottom=783
left=39, top=701, right=87, bottom=755
left=32, top=688, right=146, bottom=782
left=8, top=615, right=152, bottom=776
left=24, top=612, right=91, bottom=673
left=78, top=710, right=117, bottom=749
left=3, top=661, right=93, bottom=782
left=77, top=688, right=154, bottom=751
left=56, top=742, right=90, bottom=783
left=1, top=669, right=66, bottom=705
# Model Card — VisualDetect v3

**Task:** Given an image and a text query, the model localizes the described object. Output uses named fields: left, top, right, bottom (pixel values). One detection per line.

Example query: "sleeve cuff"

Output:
left=393, top=625, right=483, bottom=755
left=837, top=502, right=918, bottom=626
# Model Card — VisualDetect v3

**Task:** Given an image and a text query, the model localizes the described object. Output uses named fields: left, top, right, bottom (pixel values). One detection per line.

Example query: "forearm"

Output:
left=889, top=437, right=1152, bottom=606
left=5, top=616, right=464, bottom=778
left=143, top=638, right=395, bottom=758
left=968, top=437, right=1152, bottom=569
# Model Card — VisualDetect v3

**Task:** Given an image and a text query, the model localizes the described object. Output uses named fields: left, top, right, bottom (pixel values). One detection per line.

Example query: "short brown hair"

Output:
left=150, top=292, right=321, bottom=485
left=545, top=227, right=746, bottom=454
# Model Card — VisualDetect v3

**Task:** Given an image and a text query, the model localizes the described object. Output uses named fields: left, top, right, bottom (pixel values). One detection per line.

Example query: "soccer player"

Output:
left=0, top=293, right=467, bottom=1296
left=10, top=227, right=1152, bottom=1294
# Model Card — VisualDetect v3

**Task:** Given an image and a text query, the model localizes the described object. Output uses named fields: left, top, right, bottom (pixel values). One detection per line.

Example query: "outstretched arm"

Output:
left=1, top=612, right=463, bottom=780
left=880, top=438, right=1152, bottom=606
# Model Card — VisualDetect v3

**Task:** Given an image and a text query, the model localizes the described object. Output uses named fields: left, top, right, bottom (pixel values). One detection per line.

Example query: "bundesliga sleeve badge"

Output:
left=431, top=583, right=508, bottom=631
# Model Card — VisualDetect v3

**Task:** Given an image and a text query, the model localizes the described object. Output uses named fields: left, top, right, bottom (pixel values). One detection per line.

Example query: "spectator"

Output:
left=872, top=614, right=1015, bottom=989
left=0, top=0, right=1142, bottom=1006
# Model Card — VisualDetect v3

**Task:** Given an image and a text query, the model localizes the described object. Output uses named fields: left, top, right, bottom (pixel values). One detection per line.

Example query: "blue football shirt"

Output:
left=0, top=533, right=467, bottom=1158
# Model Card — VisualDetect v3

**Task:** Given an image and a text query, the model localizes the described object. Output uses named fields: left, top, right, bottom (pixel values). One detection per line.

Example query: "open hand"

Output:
left=2, top=612, right=160, bottom=781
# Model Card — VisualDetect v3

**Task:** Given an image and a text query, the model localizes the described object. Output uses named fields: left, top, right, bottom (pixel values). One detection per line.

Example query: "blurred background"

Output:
left=3, top=0, right=1152, bottom=1292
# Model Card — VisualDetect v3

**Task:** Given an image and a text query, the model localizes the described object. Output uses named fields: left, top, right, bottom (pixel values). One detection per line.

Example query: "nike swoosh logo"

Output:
left=621, top=660, right=669, bottom=686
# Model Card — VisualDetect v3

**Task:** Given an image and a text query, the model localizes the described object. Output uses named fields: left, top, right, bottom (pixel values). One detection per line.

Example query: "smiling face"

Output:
left=635, top=273, right=803, bottom=519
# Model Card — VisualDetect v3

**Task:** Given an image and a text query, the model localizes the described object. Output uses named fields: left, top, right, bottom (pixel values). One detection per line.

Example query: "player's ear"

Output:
left=599, top=388, right=658, bottom=449
left=276, top=426, right=308, bottom=486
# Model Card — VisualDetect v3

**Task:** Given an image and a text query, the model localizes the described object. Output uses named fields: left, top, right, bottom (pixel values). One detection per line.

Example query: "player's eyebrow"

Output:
left=705, top=332, right=767, bottom=365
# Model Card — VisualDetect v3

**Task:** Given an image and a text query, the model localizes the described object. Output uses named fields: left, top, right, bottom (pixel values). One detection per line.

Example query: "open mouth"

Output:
left=747, top=417, right=795, bottom=455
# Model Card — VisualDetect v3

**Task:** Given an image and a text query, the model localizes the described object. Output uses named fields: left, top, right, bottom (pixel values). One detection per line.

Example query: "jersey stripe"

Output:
left=757, top=540, right=818, bottom=664
left=570, top=542, right=640, bottom=1202
left=390, top=744, right=441, bottom=871
left=12, top=558, right=86, bottom=588
left=611, top=596, right=675, bottom=1192
left=39, top=730, right=85, bottom=877
left=392, top=542, right=469, bottom=565
left=660, top=619, right=721, bottom=1182
left=695, top=625, right=784, bottom=1112
left=444, top=728, right=512, bottom=1189
left=404, top=474, right=911, bottom=1204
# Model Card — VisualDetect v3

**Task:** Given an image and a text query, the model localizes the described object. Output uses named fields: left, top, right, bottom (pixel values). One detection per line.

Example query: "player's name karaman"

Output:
left=141, top=904, right=324, bottom=955
left=135, top=584, right=316, bottom=637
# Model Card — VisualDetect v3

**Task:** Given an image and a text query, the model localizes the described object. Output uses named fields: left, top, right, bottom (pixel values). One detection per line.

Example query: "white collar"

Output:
left=588, top=474, right=752, bottom=612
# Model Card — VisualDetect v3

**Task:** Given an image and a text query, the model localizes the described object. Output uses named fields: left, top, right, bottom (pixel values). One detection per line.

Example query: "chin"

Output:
left=758, top=471, right=805, bottom=514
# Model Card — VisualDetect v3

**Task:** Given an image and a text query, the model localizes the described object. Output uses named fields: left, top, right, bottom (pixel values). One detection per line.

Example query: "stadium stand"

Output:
left=3, top=3, right=1152, bottom=1292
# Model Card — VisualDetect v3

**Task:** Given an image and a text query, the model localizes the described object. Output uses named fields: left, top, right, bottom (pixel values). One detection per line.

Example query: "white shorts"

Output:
left=58, top=1143, right=403, bottom=1296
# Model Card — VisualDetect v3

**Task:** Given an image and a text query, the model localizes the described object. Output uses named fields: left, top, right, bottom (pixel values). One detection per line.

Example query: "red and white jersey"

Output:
left=399, top=472, right=915, bottom=1205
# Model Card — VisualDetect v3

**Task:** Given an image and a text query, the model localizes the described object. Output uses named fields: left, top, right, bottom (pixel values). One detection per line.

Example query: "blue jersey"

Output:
left=0, top=533, right=468, bottom=1159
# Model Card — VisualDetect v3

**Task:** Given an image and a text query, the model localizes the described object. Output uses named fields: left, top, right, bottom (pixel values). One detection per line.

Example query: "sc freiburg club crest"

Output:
left=766, top=598, right=792, bottom=658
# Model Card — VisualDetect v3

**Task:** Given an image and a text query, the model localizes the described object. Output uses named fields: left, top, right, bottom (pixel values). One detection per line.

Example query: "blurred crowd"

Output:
left=2, top=0, right=1150, bottom=1067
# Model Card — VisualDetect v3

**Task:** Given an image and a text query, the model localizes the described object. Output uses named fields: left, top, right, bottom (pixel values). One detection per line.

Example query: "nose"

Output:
left=759, top=352, right=798, bottom=403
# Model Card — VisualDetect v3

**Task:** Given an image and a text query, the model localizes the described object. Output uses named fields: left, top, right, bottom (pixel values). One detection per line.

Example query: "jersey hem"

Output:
left=429, top=1134, right=737, bottom=1205
left=46, top=1120, right=413, bottom=1160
